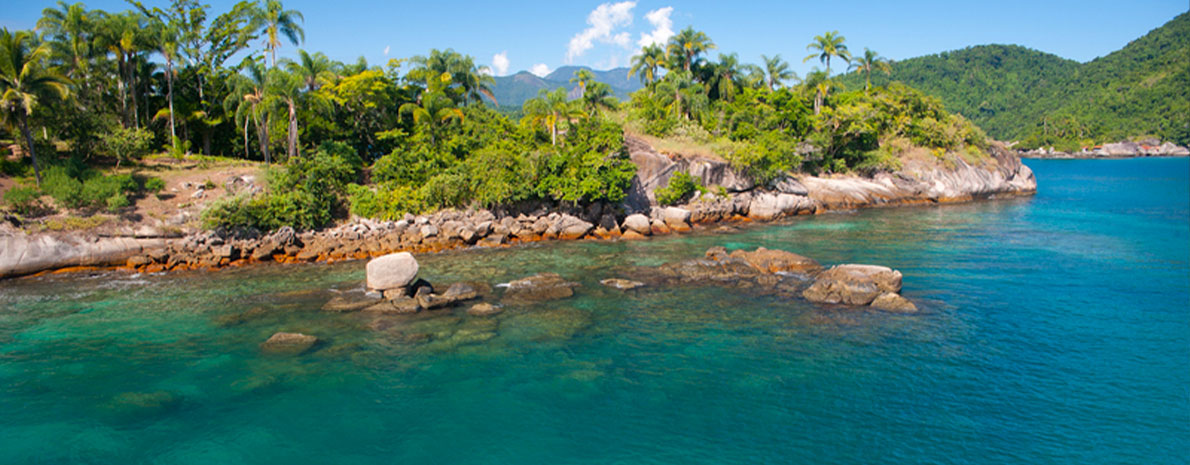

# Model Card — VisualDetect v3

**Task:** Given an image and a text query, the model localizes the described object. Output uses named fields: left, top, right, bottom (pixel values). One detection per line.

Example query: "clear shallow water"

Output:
left=1, top=158, right=1187, bottom=465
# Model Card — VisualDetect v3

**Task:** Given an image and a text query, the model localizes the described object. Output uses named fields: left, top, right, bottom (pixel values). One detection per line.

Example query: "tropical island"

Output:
left=0, top=2, right=1185, bottom=278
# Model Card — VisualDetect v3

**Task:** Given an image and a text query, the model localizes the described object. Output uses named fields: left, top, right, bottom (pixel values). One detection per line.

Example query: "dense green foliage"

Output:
left=0, top=0, right=1043, bottom=232
left=841, top=12, right=1190, bottom=148
left=654, top=171, right=705, bottom=206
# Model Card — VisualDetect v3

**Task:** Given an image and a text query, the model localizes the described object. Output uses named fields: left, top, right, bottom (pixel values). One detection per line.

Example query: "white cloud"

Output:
left=491, top=51, right=510, bottom=76
left=566, top=1, right=636, bottom=63
left=383, top=45, right=390, bottom=56
left=530, top=63, right=551, bottom=77
left=638, top=7, right=674, bottom=48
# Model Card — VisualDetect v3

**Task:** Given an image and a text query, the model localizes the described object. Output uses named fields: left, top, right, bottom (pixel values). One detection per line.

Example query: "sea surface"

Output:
left=1, top=158, right=1187, bottom=464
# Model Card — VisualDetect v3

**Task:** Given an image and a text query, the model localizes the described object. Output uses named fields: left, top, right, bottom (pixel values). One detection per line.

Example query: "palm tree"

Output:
left=711, top=53, right=742, bottom=102
left=399, top=91, right=464, bottom=146
left=522, top=87, right=581, bottom=146
left=570, top=68, right=596, bottom=97
left=803, top=31, right=851, bottom=76
left=258, top=0, right=304, bottom=68
left=409, top=49, right=496, bottom=105
left=136, top=7, right=181, bottom=148
left=226, top=58, right=271, bottom=163
left=802, top=69, right=840, bottom=115
left=0, top=29, right=70, bottom=187
left=761, top=54, right=796, bottom=90
left=655, top=70, right=703, bottom=120
left=286, top=49, right=335, bottom=91
left=95, top=11, right=150, bottom=128
left=265, top=68, right=328, bottom=160
left=628, top=44, right=665, bottom=87
left=580, top=81, right=618, bottom=116
left=36, top=1, right=93, bottom=83
left=667, top=27, right=715, bottom=73
left=849, top=48, right=892, bottom=91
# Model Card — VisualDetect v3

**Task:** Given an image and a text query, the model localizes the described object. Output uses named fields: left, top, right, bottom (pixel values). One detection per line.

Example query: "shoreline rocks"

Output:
left=1, top=138, right=1037, bottom=280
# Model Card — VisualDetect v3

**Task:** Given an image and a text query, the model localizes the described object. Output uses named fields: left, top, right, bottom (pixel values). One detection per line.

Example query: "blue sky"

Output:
left=2, top=0, right=1185, bottom=77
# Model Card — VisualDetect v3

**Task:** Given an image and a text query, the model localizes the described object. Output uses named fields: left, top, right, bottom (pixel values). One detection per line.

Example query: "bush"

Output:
left=142, top=177, right=166, bottom=193
left=100, top=127, right=155, bottom=166
left=203, top=142, right=362, bottom=231
left=654, top=171, right=704, bottom=206
left=105, top=192, right=131, bottom=212
left=4, top=187, right=45, bottom=215
left=42, top=166, right=85, bottom=208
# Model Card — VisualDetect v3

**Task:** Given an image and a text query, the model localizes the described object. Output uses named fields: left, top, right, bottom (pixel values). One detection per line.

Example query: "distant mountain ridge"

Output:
left=490, top=66, right=643, bottom=109
left=842, top=11, right=1189, bottom=146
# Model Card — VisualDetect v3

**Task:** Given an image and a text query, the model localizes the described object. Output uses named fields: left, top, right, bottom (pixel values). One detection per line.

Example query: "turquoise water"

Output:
left=1, top=158, right=1187, bottom=464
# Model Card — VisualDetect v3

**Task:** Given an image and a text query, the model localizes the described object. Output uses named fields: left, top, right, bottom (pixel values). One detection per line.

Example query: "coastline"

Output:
left=0, top=142, right=1036, bottom=280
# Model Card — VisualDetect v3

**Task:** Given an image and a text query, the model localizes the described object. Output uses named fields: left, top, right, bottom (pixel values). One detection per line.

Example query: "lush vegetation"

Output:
left=842, top=12, right=1190, bottom=149
left=624, top=28, right=987, bottom=178
left=2, top=1, right=996, bottom=232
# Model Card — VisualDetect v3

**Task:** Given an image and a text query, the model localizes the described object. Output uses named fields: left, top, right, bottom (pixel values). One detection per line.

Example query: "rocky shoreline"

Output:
left=1019, top=140, right=1189, bottom=159
left=0, top=140, right=1036, bottom=280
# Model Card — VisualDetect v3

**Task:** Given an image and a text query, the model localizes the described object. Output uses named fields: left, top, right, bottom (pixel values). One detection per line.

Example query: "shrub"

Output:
left=142, top=177, right=166, bottom=193
left=654, top=171, right=704, bottom=206
left=100, top=127, right=155, bottom=166
left=105, top=192, right=131, bottom=212
left=3, top=187, right=45, bottom=215
left=42, top=166, right=85, bottom=208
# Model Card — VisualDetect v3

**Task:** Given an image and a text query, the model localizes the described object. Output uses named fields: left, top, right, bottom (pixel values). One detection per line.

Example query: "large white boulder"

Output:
left=622, top=214, right=652, bottom=235
left=366, top=252, right=419, bottom=291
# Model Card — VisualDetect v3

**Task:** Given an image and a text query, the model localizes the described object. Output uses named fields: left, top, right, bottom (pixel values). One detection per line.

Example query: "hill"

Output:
left=490, top=66, right=643, bottom=109
left=844, top=12, right=1189, bottom=147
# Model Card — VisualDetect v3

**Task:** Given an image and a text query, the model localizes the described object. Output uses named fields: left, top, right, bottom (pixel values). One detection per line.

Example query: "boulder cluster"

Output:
left=637, top=246, right=917, bottom=313
left=260, top=246, right=918, bottom=357
left=122, top=205, right=706, bottom=274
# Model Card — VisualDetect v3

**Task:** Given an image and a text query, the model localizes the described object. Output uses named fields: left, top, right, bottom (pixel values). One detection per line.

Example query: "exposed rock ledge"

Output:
left=1, top=139, right=1035, bottom=279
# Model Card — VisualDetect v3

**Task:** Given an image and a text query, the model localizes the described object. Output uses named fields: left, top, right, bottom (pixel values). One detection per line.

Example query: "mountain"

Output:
left=842, top=12, right=1189, bottom=146
left=490, top=66, right=644, bottom=109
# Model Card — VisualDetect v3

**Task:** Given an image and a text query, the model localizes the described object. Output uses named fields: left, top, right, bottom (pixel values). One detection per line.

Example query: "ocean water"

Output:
left=1, top=158, right=1187, bottom=464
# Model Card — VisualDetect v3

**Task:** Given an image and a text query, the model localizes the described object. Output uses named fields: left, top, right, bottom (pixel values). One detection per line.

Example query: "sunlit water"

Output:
left=2, top=158, right=1187, bottom=464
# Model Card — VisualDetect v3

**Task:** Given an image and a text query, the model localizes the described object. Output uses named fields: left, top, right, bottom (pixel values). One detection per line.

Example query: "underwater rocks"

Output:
left=651, top=247, right=917, bottom=312
left=600, top=278, right=645, bottom=290
left=502, top=273, right=580, bottom=304
left=260, top=332, right=319, bottom=355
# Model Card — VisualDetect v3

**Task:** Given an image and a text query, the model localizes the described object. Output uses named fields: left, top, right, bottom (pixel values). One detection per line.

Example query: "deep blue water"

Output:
left=1, top=158, right=1187, bottom=464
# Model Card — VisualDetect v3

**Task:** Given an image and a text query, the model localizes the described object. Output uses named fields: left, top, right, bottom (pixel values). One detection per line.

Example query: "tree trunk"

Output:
left=167, top=55, right=176, bottom=146
left=18, top=114, right=42, bottom=187
left=243, top=117, right=251, bottom=159
left=128, top=53, right=140, bottom=129
left=256, top=116, right=271, bottom=165
left=117, top=54, right=129, bottom=128
left=287, top=100, right=299, bottom=160
left=550, top=112, right=557, bottom=146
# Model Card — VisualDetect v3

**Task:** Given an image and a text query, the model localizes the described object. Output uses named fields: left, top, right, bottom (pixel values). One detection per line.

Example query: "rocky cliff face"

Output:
left=640, top=137, right=1036, bottom=221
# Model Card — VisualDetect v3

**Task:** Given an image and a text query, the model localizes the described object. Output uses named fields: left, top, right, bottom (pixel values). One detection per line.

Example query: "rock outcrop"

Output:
left=366, top=252, right=419, bottom=291
left=802, top=264, right=904, bottom=306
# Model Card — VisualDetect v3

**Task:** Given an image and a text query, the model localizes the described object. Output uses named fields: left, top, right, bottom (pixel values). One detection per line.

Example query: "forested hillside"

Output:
left=845, top=12, right=1189, bottom=148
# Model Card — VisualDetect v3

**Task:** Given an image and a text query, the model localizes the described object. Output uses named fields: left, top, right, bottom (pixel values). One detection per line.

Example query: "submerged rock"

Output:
left=870, top=292, right=918, bottom=313
left=802, top=264, right=903, bottom=306
left=321, top=295, right=381, bottom=313
left=727, top=247, right=821, bottom=275
left=260, top=332, right=319, bottom=355
left=467, top=302, right=503, bottom=316
left=600, top=278, right=645, bottom=290
left=502, top=273, right=579, bottom=304
left=365, top=252, right=419, bottom=291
